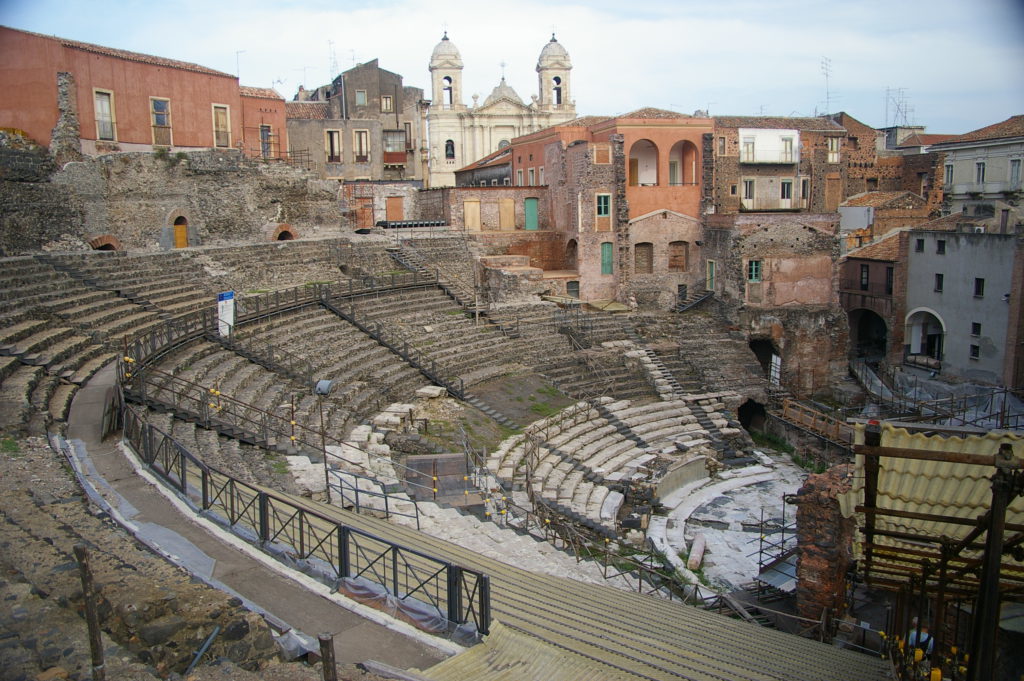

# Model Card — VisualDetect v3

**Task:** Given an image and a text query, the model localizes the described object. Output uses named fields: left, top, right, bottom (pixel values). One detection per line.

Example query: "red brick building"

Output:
left=0, top=26, right=287, bottom=159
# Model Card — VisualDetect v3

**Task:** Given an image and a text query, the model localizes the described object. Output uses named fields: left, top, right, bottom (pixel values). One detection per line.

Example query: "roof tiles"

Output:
left=935, top=115, right=1024, bottom=145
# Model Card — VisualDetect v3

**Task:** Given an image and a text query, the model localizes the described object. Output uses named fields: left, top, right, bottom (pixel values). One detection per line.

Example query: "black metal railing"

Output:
left=122, top=406, right=489, bottom=636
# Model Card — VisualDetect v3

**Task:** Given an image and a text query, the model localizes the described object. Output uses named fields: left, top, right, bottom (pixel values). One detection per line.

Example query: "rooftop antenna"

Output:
left=500, top=60, right=507, bottom=80
left=294, top=66, right=309, bottom=87
left=328, top=39, right=338, bottom=77
left=235, top=49, right=246, bottom=79
left=821, top=56, right=833, bottom=114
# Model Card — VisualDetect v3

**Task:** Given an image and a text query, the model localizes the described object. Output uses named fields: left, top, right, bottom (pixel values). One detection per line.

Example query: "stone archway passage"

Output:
left=88, top=234, right=123, bottom=251
left=749, top=338, right=781, bottom=386
left=738, top=399, right=767, bottom=431
left=848, top=309, right=887, bottom=361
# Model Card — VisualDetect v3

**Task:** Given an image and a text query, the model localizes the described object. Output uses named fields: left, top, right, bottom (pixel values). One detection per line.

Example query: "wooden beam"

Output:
left=854, top=444, right=998, bottom=467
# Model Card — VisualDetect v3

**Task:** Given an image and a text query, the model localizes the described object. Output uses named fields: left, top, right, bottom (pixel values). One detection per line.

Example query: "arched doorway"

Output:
left=564, top=239, right=577, bottom=269
left=88, top=234, right=123, bottom=251
left=905, top=309, right=945, bottom=362
left=172, top=216, right=188, bottom=249
left=668, top=140, right=698, bottom=185
left=749, top=339, right=782, bottom=386
left=628, top=139, right=658, bottom=186
left=738, top=399, right=767, bottom=431
left=276, top=227, right=295, bottom=240
left=848, top=309, right=888, bottom=360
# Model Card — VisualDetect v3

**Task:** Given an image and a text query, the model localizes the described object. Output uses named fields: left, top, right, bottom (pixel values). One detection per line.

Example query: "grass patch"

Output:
left=304, top=280, right=333, bottom=287
left=749, top=430, right=794, bottom=454
left=245, top=288, right=271, bottom=294
left=1, top=436, right=19, bottom=454
left=791, top=452, right=828, bottom=474
left=529, top=402, right=560, bottom=417
left=537, top=385, right=563, bottom=399
left=445, top=309, right=465, bottom=315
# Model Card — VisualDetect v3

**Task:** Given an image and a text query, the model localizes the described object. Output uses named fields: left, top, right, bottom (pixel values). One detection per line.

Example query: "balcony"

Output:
left=383, top=151, right=406, bottom=165
left=354, top=154, right=369, bottom=163
left=740, top=151, right=797, bottom=165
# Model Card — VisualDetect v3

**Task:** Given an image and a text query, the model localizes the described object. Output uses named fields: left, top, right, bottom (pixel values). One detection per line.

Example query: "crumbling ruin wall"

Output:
left=0, top=149, right=342, bottom=254
left=793, top=463, right=855, bottom=622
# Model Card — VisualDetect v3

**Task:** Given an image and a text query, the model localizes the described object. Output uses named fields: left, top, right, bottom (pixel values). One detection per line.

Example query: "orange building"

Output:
left=0, top=26, right=286, bottom=159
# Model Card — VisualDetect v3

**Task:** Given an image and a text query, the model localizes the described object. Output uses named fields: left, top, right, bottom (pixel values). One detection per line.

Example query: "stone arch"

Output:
left=737, top=399, right=767, bottom=431
left=628, top=139, right=659, bottom=186
left=564, top=238, right=578, bottom=269
left=668, top=140, right=699, bottom=185
left=88, top=234, right=123, bottom=251
left=749, top=338, right=782, bottom=385
left=905, top=307, right=946, bottom=361
left=273, top=223, right=297, bottom=241
left=848, top=308, right=888, bottom=360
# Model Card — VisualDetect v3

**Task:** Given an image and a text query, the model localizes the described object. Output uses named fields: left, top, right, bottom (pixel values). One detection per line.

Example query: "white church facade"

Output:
left=426, top=33, right=578, bottom=187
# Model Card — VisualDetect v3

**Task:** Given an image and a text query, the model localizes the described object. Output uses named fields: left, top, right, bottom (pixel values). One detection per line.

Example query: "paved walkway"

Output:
left=66, top=363, right=452, bottom=671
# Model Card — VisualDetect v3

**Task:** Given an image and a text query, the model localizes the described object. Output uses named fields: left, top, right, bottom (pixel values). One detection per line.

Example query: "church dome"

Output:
left=430, top=33, right=463, bottom=67
left=537, top=34, right=571, bottom=68
left=482, top=77, right=523, bottom=107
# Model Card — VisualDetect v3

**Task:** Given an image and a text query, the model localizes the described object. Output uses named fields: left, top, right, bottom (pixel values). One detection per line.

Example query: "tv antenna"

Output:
left=821, top=56, right=833, bottom=114
left=328, top=40, right=338, bottom=77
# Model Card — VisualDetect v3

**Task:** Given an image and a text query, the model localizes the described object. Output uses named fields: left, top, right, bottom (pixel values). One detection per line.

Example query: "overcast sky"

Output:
left=3, top=0, right=1022, bottom=134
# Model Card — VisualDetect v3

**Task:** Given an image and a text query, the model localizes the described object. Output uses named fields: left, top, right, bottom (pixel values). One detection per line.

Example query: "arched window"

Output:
left=628, top=140, right=659, bottom=186
left=445, top=139, right=455, bottom=159
left=668, top=241, right=688, bottom=271
left=552, top=76, right=562, bottom=106
left=442, top=76, right=453, bottom=108
left=634, top=242, right=654, bottom=274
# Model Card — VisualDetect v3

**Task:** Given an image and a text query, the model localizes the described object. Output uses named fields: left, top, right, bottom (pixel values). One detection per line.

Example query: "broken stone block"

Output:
left=416, top=385, right=447, bottom=398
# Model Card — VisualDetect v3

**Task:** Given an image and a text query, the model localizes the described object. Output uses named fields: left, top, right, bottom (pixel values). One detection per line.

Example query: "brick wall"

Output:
left=793, top=464, right=855, bottom=621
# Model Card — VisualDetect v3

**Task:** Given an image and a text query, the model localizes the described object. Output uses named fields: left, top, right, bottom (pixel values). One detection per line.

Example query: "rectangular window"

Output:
left=915, top=238, right=924, bottom=253
left=212, top=105, right=230, bottom=148
left=741, top=137, right=755, bottom=162
left=730, top=184, right=737, bottom=196
left=94, top=90, right=116, bottom=141
left=516, top=169, right=523, bottom=186
left=503, top=177, right=510, bottom=186
left=944, top=164, right=953, bottom=186
left=326, top=130, right=342, bottom=163
left=383, top=130, right=405, bottom=153
left=354, top=129, right=369, bottom=162
left=150, top=97, right=171, bottom=146
left=1011, top=159, right=1021, bottom=185
left=381, top=95, right=393, bottom=112
left=970, top=344, right=980, bottom=359
left=885, top=267, right=894, bottom=295
left=934, top=273, right=944, bottom=292
left=937, top=239, right=946, bottom=254
left=971, top=322, right=982, bottom=336
left=355, top=90, right=367, bottom=106
left=974, top=277, right=985, bottom=297
left=404, top=122, right=413, bottom=150
left=801, top=178, right=809, bottom=200
left=860, top=264, right=869, bottom=291
left=976, top=162, right=986, bottom=183
left=827, top=137, right=840, bottom=163
left=528, top=168, right=535, bottom=186
left=742, top=179, right=754, bottom=200
left=539, top=167, right=545, bottom=185
left=491, top=179, right=497, bottom=186
left=781, top=137, right=793, bottom=163
left=596, top=193, right=611, bottom=218
left=747, top=260, right=762, bottom=283
left=780, top=180, right=792, bottom=200
left=718, top=136, right=725, bottom=155
left=601, top=242, right=613, bottom=275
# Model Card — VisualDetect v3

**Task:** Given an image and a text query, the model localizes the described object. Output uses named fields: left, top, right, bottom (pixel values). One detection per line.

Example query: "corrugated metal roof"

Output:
left=840, top=423, right=1024, bottom=590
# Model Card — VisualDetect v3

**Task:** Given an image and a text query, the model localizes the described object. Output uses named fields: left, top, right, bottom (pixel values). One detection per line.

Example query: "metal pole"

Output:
left=318, top=633, right=337, bottom=681
left=967, top=454, right=1017, bottom=681
left=74, top=544, right=106, bottom=681
left=320, top=398, right=330, bottom=504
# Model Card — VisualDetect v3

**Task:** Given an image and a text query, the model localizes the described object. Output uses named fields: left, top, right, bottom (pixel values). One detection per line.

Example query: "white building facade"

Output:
left=426, top=34, right=577, bottom=187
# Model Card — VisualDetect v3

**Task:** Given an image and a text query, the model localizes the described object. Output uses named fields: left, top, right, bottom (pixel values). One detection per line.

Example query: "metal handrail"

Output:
left=122, top=406, right=488, bottom=635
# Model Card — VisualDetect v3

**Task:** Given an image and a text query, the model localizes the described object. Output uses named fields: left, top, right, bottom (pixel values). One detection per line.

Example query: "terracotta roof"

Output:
left=285, top=101, right=330, bottom=120
left=845, top=230, right=902, bottom=261
left=559, top=115, right=611, bottom=128
left=456, top=147, right=511, bottom=172
left=715, top=115, right=844, bottom=132
left=895, top=133, right=956, bottom=147
left=619, top=107, right=690, bottom=119
left=841, top=191, right=924, bottom=208
left=18, top=28, right=233, bottom=78
left=913, top=212, right=986, bottom=231
left=935, top=115, right=1024, bottom=145
left=240, top=86, right=283, bottom=100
